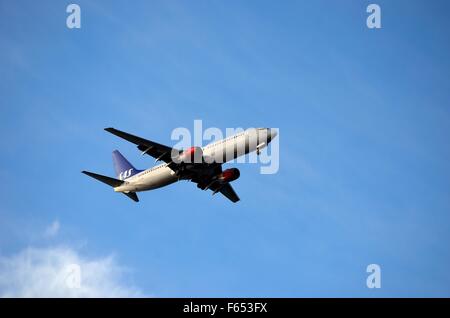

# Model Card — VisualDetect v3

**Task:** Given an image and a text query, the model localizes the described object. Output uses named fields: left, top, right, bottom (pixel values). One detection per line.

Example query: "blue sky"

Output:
left=1, top=0, right=450, bottom=297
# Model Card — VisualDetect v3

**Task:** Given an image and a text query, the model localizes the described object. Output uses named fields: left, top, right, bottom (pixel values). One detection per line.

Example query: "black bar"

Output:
left=1, top=298, right=449, bottom=316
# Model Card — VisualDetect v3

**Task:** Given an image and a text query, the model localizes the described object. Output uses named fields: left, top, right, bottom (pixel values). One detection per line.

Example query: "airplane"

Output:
left=82, top=127, right=278, bottom=203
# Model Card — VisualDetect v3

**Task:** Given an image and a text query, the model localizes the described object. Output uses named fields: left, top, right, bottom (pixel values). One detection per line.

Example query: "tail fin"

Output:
left=112, top=150, right=140, bottom=180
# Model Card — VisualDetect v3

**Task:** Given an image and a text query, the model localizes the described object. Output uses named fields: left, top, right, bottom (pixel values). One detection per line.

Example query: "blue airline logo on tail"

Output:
left=119, top=168, right=134, bottom=180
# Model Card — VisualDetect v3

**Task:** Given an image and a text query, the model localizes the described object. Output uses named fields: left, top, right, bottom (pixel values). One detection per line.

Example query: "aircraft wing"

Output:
left=216, top=183, right=240, bottom=203
left=105, top=128, right=178, bottom=164
left=191, top=173, right=240, bottom=203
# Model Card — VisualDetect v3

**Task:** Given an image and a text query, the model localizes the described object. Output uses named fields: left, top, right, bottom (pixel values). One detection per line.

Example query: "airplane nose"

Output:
left=267, top=128, right=278, bottom=142
left=270, top=128, right=278, bottom=139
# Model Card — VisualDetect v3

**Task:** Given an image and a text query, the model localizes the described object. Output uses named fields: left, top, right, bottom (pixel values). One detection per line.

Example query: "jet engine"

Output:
left=178, top=146, right=203, bottom=163
left=218, top=168, right=240, bottom=183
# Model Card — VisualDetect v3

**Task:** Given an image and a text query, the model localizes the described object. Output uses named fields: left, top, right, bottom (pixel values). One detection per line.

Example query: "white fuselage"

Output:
left=114, top=128, right=276, bottom=193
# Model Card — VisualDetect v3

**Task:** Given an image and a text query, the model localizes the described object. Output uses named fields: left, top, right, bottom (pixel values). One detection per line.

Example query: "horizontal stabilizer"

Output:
left=123, top=192, right=139, bottom=202
left=82, top=171, right=124, bottom=187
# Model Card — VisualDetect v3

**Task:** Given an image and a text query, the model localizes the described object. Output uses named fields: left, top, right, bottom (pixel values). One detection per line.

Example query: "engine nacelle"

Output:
left=177, top=146, right=203, bottom=163
left=218, top=168, right=240, bottom=183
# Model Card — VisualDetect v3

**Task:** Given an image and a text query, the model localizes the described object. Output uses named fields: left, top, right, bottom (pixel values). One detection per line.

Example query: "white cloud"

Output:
left=0, top=246, right=142, bottom=297
left=44, top=220, right=60, bottom=238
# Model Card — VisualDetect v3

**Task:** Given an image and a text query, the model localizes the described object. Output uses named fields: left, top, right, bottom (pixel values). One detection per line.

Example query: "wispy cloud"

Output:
left=0, top=246, right=142, bottom=297
left=43, top=220, right=60, bottom=238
